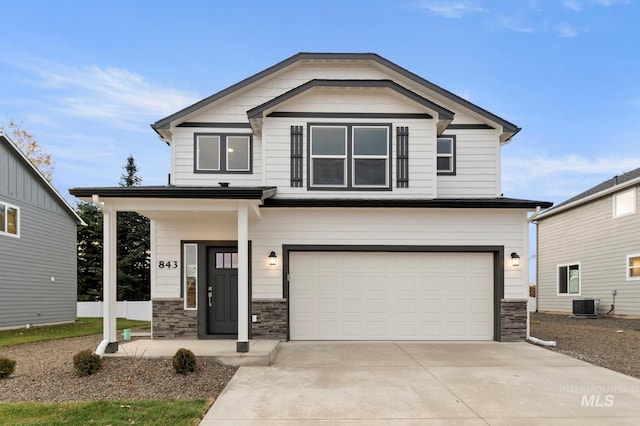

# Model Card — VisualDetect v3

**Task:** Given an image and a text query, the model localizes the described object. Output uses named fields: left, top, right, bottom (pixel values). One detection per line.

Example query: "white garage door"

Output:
left=290, top=251, right=494, bottom=340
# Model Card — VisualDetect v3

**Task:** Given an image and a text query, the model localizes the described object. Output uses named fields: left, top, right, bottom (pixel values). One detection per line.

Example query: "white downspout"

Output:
left=92, top=195, right=117, bottom=357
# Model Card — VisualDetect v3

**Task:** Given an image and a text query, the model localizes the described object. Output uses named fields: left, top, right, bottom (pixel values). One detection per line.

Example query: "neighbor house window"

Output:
left=437, top=136, right=456, bottom=175
left=309, top=124, right=390, bottom=189
left=195, top=133, right=252, bottom=173
left=614, top=189, right=635, bottom=217
left=558, top=263, right=580, bottom=295
left=627, top=254, right=640, bottom=281
left=183, top=243, right=197, bottom=309
left=0, top=201, right=19, bottom=237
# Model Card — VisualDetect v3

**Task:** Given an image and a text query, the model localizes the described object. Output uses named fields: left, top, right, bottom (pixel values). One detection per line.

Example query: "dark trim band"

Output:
left=177, top=122, right=252, bottom=128
left=268, top=112, right=433, bottom=119
left=446, top=124, right=494, bottom=130
left=263, top=198, right=552, bottom=209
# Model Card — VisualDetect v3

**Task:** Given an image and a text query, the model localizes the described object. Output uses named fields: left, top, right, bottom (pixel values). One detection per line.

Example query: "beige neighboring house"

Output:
left=70, top=52, right=551, bottom=354
left=534, top=167, right=640, bottom=316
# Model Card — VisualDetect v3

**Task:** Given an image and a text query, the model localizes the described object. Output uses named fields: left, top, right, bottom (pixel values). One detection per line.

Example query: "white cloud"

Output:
left=502, top=152, right=640, bottom=202
left=499, top=16, right=535, bottom=33
left=563, top=0, right=583, bottom=11
left=417, top=1, right=486, bottom=18
left=555, top=23, right=580, bottom=37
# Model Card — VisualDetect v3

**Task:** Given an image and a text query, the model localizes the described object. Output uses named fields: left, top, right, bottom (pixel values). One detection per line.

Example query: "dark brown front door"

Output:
left=206, top=248, right=238, bottom=335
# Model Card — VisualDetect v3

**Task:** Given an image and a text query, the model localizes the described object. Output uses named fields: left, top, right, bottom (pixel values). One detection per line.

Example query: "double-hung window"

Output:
left=614, top=189, right=635, bottom=217
left=309, top=124, right=390, bottom=189
left=437, top=136, right=456, bottom=175
left=627, top=254, right=640, bottom=280
left=558, top=263, right=580, bottom=295
left=195, top=134, right=252, bottom=173
left=0, top=201, right=19, bottom=237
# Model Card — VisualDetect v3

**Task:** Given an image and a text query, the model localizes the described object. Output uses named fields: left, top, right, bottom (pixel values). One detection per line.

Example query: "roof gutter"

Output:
left=534, top=175, right=640, bottom=221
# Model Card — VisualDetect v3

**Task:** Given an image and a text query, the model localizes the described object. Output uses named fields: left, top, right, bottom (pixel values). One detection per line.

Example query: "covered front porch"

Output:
left=69, top=185, right=278, bottom=355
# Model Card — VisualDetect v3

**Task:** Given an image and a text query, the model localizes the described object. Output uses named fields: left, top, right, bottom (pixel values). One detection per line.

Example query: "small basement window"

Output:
left=0, top=201, right=19, bottom=237
left=627, top=254, right=640, bottom=281
left=558, top=263, right=580, bottom=295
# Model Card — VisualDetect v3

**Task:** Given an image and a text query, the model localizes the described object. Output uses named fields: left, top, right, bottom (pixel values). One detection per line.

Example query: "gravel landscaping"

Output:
left=0, top=334, right=237, bottom=403
left=530, top=312, right=640, bottom=380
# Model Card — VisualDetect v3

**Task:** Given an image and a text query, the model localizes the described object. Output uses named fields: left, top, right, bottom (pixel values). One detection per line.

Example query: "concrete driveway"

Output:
left=200, top=342, right=640, bottom=425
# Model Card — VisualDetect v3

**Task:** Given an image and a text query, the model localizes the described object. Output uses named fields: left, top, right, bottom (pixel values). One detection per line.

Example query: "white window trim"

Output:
left=557, top=262, right=581, bottom=296
left=196, top=135, right=221, bottom=171
left=613, top=188, right=636, bottom=218
left=310, top=125, right=348, bottom=188
left=183, top=243, right=198, bottom=310
left=0, top=201, right=20, bottom=238
left=627, top=253, right=640, bottom=281
left=225, top=136, right=251, bottom=172
left=436, top=136, right=456, bottom=175
left=351, top=126, right=389, bottom=188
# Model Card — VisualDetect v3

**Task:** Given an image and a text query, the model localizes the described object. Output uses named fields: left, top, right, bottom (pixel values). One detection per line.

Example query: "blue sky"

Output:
left=1, top=0, right=639, bottom=207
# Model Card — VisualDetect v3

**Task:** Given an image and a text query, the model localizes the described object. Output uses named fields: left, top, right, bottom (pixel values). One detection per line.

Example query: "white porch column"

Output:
left=237, top=204, right=249, bottom=352
left=98, top=203, right=118, bottom=354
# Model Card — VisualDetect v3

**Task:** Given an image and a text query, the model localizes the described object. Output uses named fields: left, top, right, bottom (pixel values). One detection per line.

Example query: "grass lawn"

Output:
left=0, top=399, right=212, bottom=426
left=0, top=317, right=149, bottom=347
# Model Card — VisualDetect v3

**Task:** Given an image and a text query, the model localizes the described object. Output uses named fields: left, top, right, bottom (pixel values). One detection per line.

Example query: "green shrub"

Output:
left=173, top=348, right=197, bottom=374
left=73, top=349, right=102, bottom=377
left=0, top=357, right=16, bottom=379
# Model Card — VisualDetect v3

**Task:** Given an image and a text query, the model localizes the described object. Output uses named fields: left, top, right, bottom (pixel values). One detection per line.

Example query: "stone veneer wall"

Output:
left=500, top=299, right=528, bottom=342
left=251, top=299, right=287, bottom=340
left=152, top=298, right=197, bottom=338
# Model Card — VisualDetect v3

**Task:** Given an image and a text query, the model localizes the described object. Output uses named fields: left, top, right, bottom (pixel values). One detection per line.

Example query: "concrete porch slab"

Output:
left=104, top=339, right=280, bottom=366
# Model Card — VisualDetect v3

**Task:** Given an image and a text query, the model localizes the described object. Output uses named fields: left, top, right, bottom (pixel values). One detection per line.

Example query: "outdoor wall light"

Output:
left=511, top=252, right=521, bottom=267
left=268, top=251, right=278, bottom=266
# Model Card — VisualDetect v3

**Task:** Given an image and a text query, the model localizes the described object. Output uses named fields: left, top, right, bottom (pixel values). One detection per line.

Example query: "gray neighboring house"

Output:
left=0, top=133, right=83, bottom=329
left=534, top=167, right=640, bottom=316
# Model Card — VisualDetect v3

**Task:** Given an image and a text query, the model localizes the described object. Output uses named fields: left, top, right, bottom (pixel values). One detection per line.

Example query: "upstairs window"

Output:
left=309, top=124, right=390, bottom=190
left=614, top=189, right=635, bottom=217
left=195, top=134, right=252, bottom=173
left=0, top=201, right=19, bottom=237
left=437, top=136, right=456, bottom=175
left=558, top=263, right=580, bottom=295
left=627, top=254, right=640, bottom=281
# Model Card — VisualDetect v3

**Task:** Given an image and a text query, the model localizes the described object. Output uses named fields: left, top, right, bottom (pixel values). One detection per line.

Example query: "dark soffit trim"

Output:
left=445, top=124, right=495, bottom=130
left=152, top=53, right=519, bottom=135
left=177, top=122, right=252, bottom=128
left=69, top=186, right=278, bottom=200
left=247, top=79, right=454, bottom=121
left=262, top=198, right=553, bottom=209
left=267, top=112, right=433, bottom=119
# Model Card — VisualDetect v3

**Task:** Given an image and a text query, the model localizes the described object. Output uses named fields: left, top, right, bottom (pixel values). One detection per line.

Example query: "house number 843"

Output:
left=158, top=261, right=178, bottom=269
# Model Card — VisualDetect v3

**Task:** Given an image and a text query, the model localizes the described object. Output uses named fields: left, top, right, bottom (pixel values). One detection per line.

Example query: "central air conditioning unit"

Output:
left=572, top=299, right=600, bottom=317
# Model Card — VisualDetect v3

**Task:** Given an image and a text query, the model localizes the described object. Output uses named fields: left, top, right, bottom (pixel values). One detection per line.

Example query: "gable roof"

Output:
left=534, top=166, right=640, bottom=221
left=0, top=133, right=83, bottom=225
left=152, top=52, right=520, bottom=141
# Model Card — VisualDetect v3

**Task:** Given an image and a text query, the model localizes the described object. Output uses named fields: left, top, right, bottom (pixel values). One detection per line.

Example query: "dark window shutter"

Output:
left=291, top=125, right=303, bottom=187
left=396, top=126, right=409, bottom=188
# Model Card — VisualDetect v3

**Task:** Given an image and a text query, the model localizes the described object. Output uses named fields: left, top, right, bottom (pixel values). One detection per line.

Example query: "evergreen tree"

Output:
left=76, top=202, right=103, bottom=301
left=117, top=156, right=150, bottom=300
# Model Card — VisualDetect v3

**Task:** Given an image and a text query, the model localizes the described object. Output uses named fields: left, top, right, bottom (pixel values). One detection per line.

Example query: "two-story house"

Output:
left=1, top=133, right=83, bottom=329
left=70, top=53, right=551, bottom=354
left=534, top=167, right=640, bottom=316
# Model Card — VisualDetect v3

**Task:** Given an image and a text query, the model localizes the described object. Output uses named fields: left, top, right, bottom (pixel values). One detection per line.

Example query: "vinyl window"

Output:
left=309, top=124, right=390, bottom=189
left=195, top=134, right=252, bottom=173
left=614, top=189, right=635, bottom=218
left=558, top=263, right=580, bottom=295
left=0, top=201, right=19, bottom=237
left=627, top=254, right=640, bottom=281
left=437, top=136, right=456, bottom=175
left=183, top=243, right=197, bottom=309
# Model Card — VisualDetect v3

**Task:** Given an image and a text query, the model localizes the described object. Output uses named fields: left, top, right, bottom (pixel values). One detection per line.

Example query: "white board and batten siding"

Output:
left=537, top=186, right=640, bottom=315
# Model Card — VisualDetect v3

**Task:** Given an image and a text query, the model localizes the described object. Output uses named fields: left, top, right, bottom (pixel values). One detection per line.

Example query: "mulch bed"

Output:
left=530, top=312, right=640, bottom=379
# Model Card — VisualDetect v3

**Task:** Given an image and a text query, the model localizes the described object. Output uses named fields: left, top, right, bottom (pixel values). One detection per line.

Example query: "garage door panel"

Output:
left=290, top=251, right=494, bottom=340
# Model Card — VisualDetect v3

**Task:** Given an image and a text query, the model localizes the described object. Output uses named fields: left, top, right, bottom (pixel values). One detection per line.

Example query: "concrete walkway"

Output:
left=201, top=341, right=640, bottom=425
left=105, top=339, right=280, bottom=366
